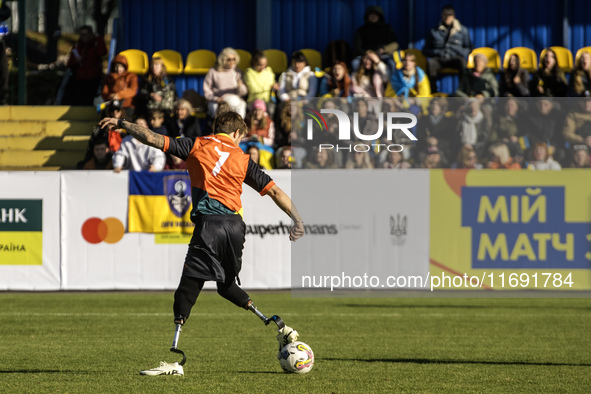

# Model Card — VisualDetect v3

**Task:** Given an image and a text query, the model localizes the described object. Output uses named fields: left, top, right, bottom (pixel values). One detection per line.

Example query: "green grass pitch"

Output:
left=1, top=291, right=590, bottom=392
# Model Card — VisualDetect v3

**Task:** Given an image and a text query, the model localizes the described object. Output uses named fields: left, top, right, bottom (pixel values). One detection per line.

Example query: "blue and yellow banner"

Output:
left=128, top=171, right=195, bottom=234
left=430, top=170, right=591, bottom=290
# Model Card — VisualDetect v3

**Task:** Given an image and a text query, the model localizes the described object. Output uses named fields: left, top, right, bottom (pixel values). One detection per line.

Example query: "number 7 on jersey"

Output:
left=212, top=146, right=230, bottom=176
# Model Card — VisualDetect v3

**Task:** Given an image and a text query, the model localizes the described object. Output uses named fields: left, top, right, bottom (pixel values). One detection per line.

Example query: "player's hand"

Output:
left=289, top=222, right=304, bottom=242
left=99, top=117, right=118, bottom=130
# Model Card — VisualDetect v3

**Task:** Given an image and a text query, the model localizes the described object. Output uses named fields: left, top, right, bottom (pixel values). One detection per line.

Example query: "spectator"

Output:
left=164, top=153, right=188, bottom=170
left=305, top=147, right=338, bottom=169
left=112, top=119, right=166, bottom=173
left=569, top=51, right=591, bottom=97
left=562, top=97, right=591, bottom=145
left=388, top=53, right=431, bottom=97
left=167, top=99, right=201, bottom=139
left=203, top=47, right=248, bottom=118
left=423, top=4, right=472, bottom=92
left=135, top=57, right=177, bottom=117
left=149, top=109, right=168, bottom=136
left=244, top=99, right=275, bottom=147
left=275, top=146, right=292, bottom=169
left=319, top=62, right=354, bottom=97
left=531, top=48, right=568, bottom=97
left=486, top=142, right=521, bottom=169
left=527, top=142, right=561, bottom=170
left=101, top=54, right=139, bottom=113
left=243, top=50, right=278, bottom=117
left=450, top=144, right=483, bottom=169
left=351, top=99, right=378, bottom=136
left=247, top=145, right=261, bottom=168
left=489, top=98, right=525, bottom=151
left=415, top=97, right=456, bottom=161
left=0, top=1, right=10, bottom=105
left=456, top=54, right=499, bottom=97
left=81, top=138, right=113, bottom=170
left=278, top=51, right=317, bottom=102
left=382, top=150, right=412, bottom=169
left=62, top=25, right=107, bottom=106
left=457, top=98, right=489, bottom=158
left=346, top=151, right=374, bottom=169
left=353, top=6, right=398, bottom=71
left=352, top=50, right=388, bottom=97
left=524, top=97, right=566, bottom=163
left=569, top=145, right=591, bottom=168
left=421, top=146, right=444, bottom=168
left=500, top=54, right=530, bottom=97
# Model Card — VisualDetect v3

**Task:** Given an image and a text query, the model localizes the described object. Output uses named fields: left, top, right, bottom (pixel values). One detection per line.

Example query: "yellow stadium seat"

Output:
left=299, top=48, right=322, bottom=71
left=393, top=49, right=428, bottom=71
left=539, top=46, right=573, bottom=72
left=118, top=49, right=149, bottom=75
left=575, top=46, right=591, bottom=66
left=184, top=49, right=216, bottom=75
left=235, top=49, right=252, bottom=73
left=503, top=47, right=537, bottom=73
left=467, top=47, right=501, bottom=73
left=263, top=49, right=288, bottom=75
left=152, top=50, right=184, bottom=75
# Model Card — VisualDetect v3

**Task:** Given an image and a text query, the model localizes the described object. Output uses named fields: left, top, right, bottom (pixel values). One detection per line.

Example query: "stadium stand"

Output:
left=235, top=49, right=252, bottom=73
left=262, top=49, right=288, bottom=75
left=503, top=47, right=537, bottom=72
left=183, top=49, right=216, bottom=75
left=152, top=50, right=184, bottom=75
left=0, top=106, right=100, bottom=170
left=539, top=46, right=573, bottom=73
left=467, top=47, right=501, bottom=73
left=118, top=49, right=149, bottom=75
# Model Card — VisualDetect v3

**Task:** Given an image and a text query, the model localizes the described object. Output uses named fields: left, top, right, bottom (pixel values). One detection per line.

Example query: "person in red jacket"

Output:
left=102, top=54, right=139, bottom=114
left=62, top=25, right=107, bottom=106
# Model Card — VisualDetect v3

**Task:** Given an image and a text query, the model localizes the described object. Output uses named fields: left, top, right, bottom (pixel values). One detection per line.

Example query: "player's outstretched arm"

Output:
left=266, top=185, right=304, bottom=242
left=98, top=117, right=165, bottom=150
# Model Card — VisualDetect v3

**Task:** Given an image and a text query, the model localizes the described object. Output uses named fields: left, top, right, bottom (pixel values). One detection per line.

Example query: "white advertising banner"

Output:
left=60, top=170, right=292, bottom=290
left=292, top=169, right=430, bottom=294
left=0, top=172, right=61, bottom=290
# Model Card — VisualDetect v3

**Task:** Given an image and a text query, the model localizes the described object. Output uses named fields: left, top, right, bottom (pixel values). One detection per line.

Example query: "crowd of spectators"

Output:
left=71, top=3, right=591, bottom=172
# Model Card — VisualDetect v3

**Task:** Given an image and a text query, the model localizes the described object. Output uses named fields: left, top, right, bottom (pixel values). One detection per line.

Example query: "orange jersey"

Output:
left=163, top=133, right=275, bottom=217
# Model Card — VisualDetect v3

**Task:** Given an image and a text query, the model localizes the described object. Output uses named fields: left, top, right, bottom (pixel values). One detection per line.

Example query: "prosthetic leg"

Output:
left=170, top=316, right=187, bottom=366
left=246, top=300, right=299, bottom=354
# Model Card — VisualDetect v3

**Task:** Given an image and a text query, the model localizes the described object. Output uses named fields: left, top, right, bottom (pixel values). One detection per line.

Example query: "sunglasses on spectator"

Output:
left=574, top=145, right=589, bottom=151
left=226, top=58, right=237, bottom=62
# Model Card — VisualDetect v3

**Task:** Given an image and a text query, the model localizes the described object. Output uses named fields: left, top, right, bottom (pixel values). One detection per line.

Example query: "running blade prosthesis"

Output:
left=170, top=323, right=186, bottom=366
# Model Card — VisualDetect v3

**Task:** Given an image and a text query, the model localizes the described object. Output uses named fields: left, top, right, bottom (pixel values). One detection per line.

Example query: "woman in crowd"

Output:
left=450, top=144, right=483, bottom=169
left=243, top=50, right=278, bottom=117
left=319, top=62, right=355, bottom=97
left=569, top=51, right=591, bottom=97
left=351, top=50, right=388, bottom=97
left=135, top=57, right=177, bottom=117
left=388, top=53, right=431, bottom=97
left=527, top=142, right=561, bottom=170
left=345, top=150, right=374, bottom=169
left=569, top=145, right=591, bottom=168
left=277, top=51, right=317, bottom=101
left=244, top=99, right=275, bottom=147
left=203, top=47, right=248, bottom=118
left=166, top=99, right=201, bottom=139
left=500, top=54, right=530, bottom=97
left=305, top=147, right=338, bottom=169
left=531, top=48, right=568, bottom=97
left=381, top=150, right=411, bottom=169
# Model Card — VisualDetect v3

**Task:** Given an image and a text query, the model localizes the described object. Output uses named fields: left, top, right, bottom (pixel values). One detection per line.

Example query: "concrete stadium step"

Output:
left=0, top=135, right=89, bottom=151
left=0, top=120, right=97, bottom=137
left=0, top=106, right=101, bottom=121
left=0, top=149, right=84, bottom=169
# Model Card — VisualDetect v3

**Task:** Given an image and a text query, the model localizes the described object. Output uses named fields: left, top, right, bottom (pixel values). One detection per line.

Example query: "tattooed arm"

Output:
left=98, top=117, right=165, bottom=150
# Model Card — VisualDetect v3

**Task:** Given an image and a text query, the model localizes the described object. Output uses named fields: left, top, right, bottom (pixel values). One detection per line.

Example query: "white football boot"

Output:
left=140, top=361, right=184, bottom=376
left=276, top=325, right=299, bottom=358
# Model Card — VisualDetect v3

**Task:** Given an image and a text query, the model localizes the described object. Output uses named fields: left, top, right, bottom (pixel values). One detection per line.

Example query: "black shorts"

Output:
left=182, top=214, right=246, bottom=282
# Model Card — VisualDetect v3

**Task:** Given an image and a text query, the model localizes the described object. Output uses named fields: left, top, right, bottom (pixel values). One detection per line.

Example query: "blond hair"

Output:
left=216, top=47, right=240, bottom=71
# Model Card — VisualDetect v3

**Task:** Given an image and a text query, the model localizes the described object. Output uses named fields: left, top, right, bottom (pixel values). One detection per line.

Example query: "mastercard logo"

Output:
left=81, top=217, right=125, bottom=244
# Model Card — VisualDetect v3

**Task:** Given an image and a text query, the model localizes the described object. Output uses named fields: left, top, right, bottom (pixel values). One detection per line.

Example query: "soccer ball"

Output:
left=278, top=341, right=314, bottom=374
